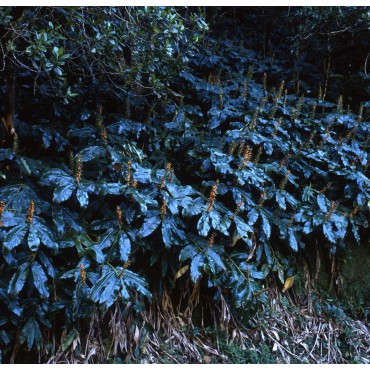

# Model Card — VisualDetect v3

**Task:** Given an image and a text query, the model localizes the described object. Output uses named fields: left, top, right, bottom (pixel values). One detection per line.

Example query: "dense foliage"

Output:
left=0, top=6, right=369, bottom=363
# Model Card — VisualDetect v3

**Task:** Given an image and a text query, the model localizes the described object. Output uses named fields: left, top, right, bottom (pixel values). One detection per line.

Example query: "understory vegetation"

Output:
left=0, top=6, right=369, bottom=363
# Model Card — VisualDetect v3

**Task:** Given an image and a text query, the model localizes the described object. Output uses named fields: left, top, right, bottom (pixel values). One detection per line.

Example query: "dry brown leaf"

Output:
left=174, top=265, right=189, bottom=282
left=282, top=276, right=296, bottom=293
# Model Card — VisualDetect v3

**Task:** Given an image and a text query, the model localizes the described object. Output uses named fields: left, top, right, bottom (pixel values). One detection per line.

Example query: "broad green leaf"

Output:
left=41, top=168, right=73, bottom=186
left=86, top=244, right=105, bottom=263
left=118, top=231, right=131, bottom=262
left=234, top=216, right=253, bottom=238
left=261, top=213, right=271, bottom=239
left=323, top=221, right=336, bottom=243
left=32, top=261, right=49, bottom=298
left=197, top=213, right=211, bottom=237
left=264, top=243, right=274, bottom=265
left=206, top=247, right=226, bottom=271
left=53, top=182, right=76, bottom=203
left=288, top=229, right=298, bottom=251
left=317, top=194, right=328, bottom=213
left=61, top=329, right=77, bottom=352
left=121, top=269, right=152, bottom=300
left=28, top=224, right=41, bottom=251
left=8, top=262, right=30, bottom=296
left=179, top=244, right=199, bottom=262
left=161, top=217, right=186, bottom=248
left=247, top=208, right=259, bottom=226
left=33, top=217, right=57, bottom=249
left=38, top=251, right=56, bottom=279
left=138, top=215, right=161, bottom=238
left=76, top=187, right=89, bottom=208
left=89, top=269, right=118, bottom=310
left=4, top=223, right=28, bottom=249
left=20, top=317, right=42, bottom=351
left=248, top=263, right=268, bottom=279
left=276, top=192, right=286, bottom=210
left=190, top=253, right=204, bottom=282
left=98, top=228, right=118, bottom=250
left=78, top=146, right=106, bottom=162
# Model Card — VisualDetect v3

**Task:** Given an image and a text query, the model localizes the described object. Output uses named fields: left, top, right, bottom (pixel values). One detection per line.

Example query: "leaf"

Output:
left=20, top=317, right=42, bottom=351
left=274, top=261, right=285, bottom=283
left=282, top=276, right=296, bottom=293
left=28, top=224, right=41, bottom=251
left=32, top=261, right=49, bottom=298
left=234, top=216, right=253, bottom=238
left=210, top=211, right=231, bottom=235
left=8, top=262, right=30, bottom=296
left=86, top=244, right=105, bottom=263
left=118, top=231, right=131, bottom=262
left=4, top=223, right=28, bottom=249
left=264, top=243, right=274, bottom=265
left=288, top=229, right=298, bottom=252
left=89, top=268, right=118, bottom=310
left=162, top=217, right=186, bottom=248
left=62, top=329, right=77, bottom=352
left=174, top=265, right=189, bottom=282
left=247, top=263, right=268, bottom=279
left=77, top=146, right=106, bottom=162
left=53, top=182, right=76, bottom=203
left=33, top=217, right=57, bottom=249
left=38, top=251, right=56, bottom=279
left=179, top=244, right=198, bottom=262
left=317, top=194, right=328, bottom=213
left=76, top=187, right=89, bottom=208
left=190, top=253, right=204, bottom=282
left=261, top=213, right=271, bottom=239
left=138, top=215, right=161, bottom=238
left=120, top=269, right=152, bottom=300
left=197, top=213, right=211, bottom=236
left=276, top=192, right=286, bottom=210
left=247, top=208, right=259, bottom=226
left=206, top=247, right=226, bottom=271
left=98, top=228, right=118, bottom=250
left=41, top=168, right=73, bottom=186
left=323, top=221, right=337, bottom=243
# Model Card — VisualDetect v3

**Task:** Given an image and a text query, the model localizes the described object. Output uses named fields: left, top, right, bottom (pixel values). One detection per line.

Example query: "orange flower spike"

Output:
left=206, top=179, right=219, bottom=213
left=79, top=264, right=86, bottom=284
left=258, top=190, right=267, bottom=208
left=0, top=201, right=5, bottom=227
left=126, top=160, right=132, bottom=187
left=27, top=200, right=35, bottom=224
left=160, top=199, right=167, bottom=220
left=116, top=205, right=123, bottom=227
left=208, top=232, right=216, bottom=248
left=160, top=163, right=172, bottom=189
left=75, top=156, right=83, bottom=183
left=101, top=127, right=108, bottom=146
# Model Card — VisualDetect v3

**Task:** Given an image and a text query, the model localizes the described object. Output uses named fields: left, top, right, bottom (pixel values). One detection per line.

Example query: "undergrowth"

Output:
left=0, top=7, right=369, bottom=364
